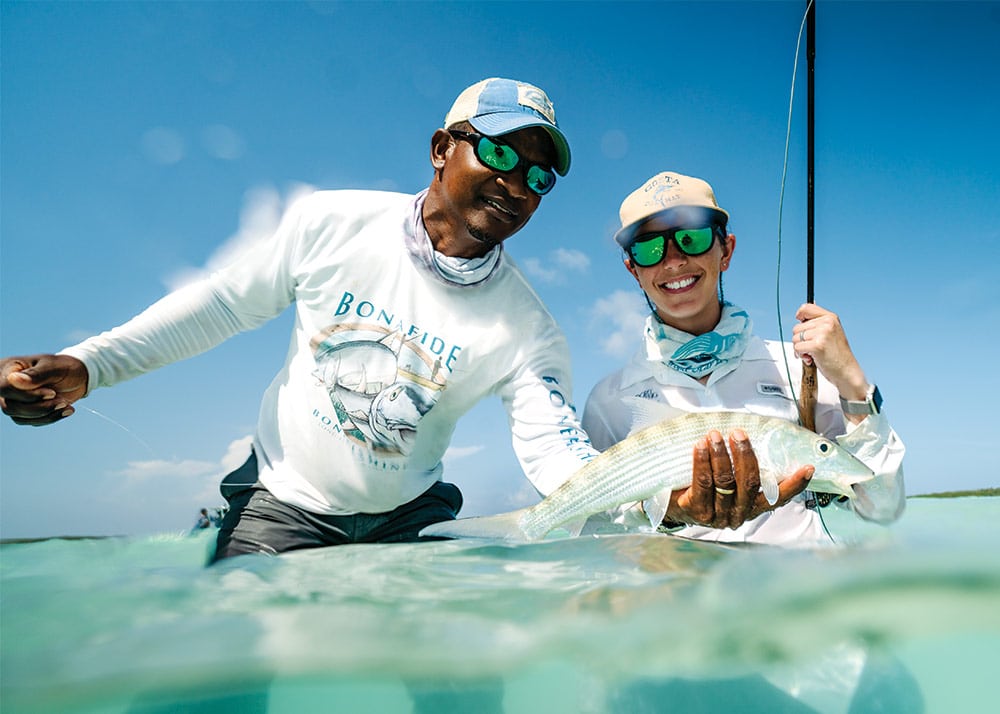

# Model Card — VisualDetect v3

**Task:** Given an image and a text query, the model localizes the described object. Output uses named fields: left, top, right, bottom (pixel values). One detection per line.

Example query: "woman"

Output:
left=582, top=171, right=904, bottom=544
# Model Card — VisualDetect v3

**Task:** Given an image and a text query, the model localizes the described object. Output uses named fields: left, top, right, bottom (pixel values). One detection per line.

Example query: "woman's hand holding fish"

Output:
left=664, top=429, right=813, bottom=530
left=0, top=354, right=88, bottom=426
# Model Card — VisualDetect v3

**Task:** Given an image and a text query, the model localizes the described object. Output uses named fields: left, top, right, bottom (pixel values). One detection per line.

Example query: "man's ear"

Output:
left=430, top=129, right=453, bottom=171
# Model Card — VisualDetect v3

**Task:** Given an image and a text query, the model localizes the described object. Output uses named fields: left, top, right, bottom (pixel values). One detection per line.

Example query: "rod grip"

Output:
left=799, top=361, right=818, bottom=432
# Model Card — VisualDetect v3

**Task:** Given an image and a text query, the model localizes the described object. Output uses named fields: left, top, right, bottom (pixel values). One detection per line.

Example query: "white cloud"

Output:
left=522, top=248, right=590, bottom=284
left=119, top=458, right=220, bottom=481
left=590, top=289, right=647, bottom=358
left=521, top=257, right=556, bottom=283
left=113, top=435, right=254, bottom=514
left=553, top=247, right=590, bottom=272
left=117, top=435, right=252, bottom=482
left=164, top=183, right=315, bottom=290
left=65, top=183, right=315, bottom=362
left=221, top=435, right=255, bottom=473
left=459, top=474, right=540, bottom=517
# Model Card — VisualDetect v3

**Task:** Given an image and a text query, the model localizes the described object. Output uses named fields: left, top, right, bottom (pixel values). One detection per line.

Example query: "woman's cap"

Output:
left=614, top=171, right=729, bottom=248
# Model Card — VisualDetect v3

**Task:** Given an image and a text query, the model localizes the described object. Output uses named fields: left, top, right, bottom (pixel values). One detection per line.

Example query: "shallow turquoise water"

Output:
left=2, top=498, right=998, bottom=713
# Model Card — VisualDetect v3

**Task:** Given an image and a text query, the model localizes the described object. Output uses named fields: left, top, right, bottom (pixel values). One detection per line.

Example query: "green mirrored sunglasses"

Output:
left=449, top=130, right=556, bottom=196
left=627, top=227, right=719, bottom=267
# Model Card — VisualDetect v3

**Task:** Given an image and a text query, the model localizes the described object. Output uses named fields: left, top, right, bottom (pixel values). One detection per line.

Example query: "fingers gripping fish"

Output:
left=420, top=411, right=874, bottom=542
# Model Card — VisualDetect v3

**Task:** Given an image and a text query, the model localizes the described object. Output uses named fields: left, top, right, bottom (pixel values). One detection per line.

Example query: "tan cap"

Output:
left=614, top=171, right=729, bottom=247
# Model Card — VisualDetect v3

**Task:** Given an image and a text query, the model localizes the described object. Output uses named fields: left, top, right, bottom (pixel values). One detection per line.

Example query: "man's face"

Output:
left=430, top=126, right=555, bottom=257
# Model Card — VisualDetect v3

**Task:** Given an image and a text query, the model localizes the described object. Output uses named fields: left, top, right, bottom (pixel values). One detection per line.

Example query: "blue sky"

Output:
left=2, top=1, right=998, bottom=539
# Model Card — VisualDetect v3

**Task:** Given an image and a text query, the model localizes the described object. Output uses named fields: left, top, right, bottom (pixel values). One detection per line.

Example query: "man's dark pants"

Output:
left=211, top=450, right=463, bottom=563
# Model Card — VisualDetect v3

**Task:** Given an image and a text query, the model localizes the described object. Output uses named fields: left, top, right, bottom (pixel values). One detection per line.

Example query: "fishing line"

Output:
left=78, top=404, right=157, bottom=458
left=775, top=0, right=814, bottom=422
left=776, top=1, right=835, bottom=539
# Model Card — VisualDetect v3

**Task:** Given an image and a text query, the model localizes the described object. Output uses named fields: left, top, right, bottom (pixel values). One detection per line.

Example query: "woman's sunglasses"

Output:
left=627, top=226, right=722, bottom=267
left=448, top=130, right=556, bottom=196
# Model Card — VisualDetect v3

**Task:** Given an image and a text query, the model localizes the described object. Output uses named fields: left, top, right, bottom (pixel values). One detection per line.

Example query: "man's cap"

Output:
left=614, top=171, right=729, bottom=248
left=444, top=77, right=571, bottom=176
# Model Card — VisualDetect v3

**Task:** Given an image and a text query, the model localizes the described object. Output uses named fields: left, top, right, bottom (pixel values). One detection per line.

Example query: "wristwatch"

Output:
left=839, top=384, right=882, bottom=415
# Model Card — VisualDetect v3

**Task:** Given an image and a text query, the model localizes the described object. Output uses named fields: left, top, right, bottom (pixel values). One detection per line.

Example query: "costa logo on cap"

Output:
left=517, top=84, right=555, bottom=124
left=614, top=171, right=730, bottom=248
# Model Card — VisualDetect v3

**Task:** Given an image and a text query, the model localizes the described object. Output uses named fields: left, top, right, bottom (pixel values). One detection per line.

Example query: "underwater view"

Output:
left=2, top=497, right=998, bottom=714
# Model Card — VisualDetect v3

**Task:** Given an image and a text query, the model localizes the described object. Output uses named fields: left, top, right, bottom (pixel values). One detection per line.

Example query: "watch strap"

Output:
left=839, top=384, right=882, bottom=415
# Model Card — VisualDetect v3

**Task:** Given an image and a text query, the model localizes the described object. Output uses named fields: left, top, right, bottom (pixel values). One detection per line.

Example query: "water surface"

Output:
left=2, top=498, right=997, bottom=713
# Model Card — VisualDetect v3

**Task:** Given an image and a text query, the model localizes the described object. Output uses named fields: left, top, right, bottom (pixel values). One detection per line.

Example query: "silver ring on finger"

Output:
left=715, top=487, right=735, bottom=496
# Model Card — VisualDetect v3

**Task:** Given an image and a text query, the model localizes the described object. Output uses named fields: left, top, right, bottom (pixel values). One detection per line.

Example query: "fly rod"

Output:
left=797, top=0, right=819, bottom=431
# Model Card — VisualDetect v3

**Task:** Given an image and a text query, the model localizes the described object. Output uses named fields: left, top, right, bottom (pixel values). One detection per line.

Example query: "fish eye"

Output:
left=815, top=440, right=832, bottom=456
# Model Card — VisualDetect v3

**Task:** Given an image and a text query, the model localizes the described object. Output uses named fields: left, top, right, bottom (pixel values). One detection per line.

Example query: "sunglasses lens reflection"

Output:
left=629, top=227, right=717, bottom=267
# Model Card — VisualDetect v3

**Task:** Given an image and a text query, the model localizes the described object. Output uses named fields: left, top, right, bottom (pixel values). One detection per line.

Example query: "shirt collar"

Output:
left=405, top=190, right=503, bottom=287
left=617, top=332, right=770, bottom=389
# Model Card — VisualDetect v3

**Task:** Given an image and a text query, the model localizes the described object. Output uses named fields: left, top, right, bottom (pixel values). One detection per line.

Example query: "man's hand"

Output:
left=665, top=429, right=813, bottom=530
left=0, top=354, right=89, bottom=426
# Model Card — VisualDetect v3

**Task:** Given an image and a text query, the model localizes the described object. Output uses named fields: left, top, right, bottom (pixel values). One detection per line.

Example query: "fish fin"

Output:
left=641, top=487, right=673, bottom=527
left=622, top=396, right=674, bottom=436
left=760, top=468, right=780, bottom=506
left=563, top=517, right=586, bottom=538
left=419, top=508, right=533, bottom=542
left=554, top=517, right=587, bottom=539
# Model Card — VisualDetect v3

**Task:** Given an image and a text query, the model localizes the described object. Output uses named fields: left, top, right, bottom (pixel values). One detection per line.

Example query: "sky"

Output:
left=2, top=0, right=998, bottom=539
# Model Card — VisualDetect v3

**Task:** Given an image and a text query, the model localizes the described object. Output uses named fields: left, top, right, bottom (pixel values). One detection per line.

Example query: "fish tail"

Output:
left=419, top=508, right=534, bottom=542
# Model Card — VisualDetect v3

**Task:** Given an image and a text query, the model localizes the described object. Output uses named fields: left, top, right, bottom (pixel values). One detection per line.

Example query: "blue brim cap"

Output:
left=444, top=78, right=571, bottom=176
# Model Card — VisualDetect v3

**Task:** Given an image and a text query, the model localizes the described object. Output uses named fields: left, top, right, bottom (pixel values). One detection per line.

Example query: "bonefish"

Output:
left=420, top=411, right=874, bottom=542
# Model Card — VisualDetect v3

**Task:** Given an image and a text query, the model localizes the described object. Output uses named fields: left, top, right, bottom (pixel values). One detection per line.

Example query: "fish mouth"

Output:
left=389, top=425, right=417, bottom=449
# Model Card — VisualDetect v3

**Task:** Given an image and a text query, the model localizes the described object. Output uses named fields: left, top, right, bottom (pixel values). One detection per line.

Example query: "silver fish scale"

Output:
left=517, top=411, right=864, bottom=540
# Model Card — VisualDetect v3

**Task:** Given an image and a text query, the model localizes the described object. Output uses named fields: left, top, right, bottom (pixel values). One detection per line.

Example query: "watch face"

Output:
left=870, top=385, right=883, bottom=414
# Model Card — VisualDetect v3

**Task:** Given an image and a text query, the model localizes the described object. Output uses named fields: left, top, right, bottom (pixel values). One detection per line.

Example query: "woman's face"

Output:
left=626, top=230, right=736, bottom=335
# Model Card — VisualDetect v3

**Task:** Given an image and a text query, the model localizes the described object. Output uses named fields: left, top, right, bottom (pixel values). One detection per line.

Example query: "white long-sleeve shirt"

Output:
left=582, top=329, right=905, bottom=546
left=63, top=190, right=596, bottom=515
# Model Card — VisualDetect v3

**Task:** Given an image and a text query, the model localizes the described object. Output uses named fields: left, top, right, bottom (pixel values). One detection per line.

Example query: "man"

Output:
left=193, top=509, right=213, bottom=531
left=1, top=78, right=590, bottom=560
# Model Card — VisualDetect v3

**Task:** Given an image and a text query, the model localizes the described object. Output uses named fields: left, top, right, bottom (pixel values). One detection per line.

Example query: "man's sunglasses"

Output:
left=627, top=226, right=722, bottom=267
left=448, top=130, right=556, bottom=196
